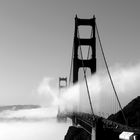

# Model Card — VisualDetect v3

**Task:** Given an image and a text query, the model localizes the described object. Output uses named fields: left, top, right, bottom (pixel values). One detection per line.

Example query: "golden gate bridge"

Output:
left=58, top=15, right=140, bottom=140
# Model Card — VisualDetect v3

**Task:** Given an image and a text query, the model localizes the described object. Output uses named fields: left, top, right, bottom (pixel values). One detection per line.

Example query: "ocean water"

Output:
left=0, top=107, right=72, bottom=140
left=0, top=119, right=71, bottom=140
left=0, top=107, right=96, bottom=140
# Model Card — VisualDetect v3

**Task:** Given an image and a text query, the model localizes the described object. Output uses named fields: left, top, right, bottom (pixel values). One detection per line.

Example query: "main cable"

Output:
left=95, top=23, right=128, bottom=126
left=69, top=40, right=74, bottom=86
left=76, top=27, right=95, bottom=117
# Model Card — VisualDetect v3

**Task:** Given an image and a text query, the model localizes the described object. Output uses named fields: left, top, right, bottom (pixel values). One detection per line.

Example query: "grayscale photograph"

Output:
left=0, top=0, right=140, bottom=140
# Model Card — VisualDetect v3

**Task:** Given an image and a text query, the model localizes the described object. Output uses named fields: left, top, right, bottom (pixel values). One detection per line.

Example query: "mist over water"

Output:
left=0, top=63, right=139, bottom=139
left=35, top=62, right=140, bottom=118
left=0, top=107, right=71, bottom=140
left=58, top=63, right=140, bottom=117
left=0, top=120, right=71, bottom=140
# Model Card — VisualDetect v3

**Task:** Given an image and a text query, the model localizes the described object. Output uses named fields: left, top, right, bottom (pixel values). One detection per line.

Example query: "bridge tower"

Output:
left=57, top=77, right=67, bottom=121
left=59, top=77, right=67, bottom=89
left=58, top=77, right=67, bottom=114
left=73, top=15, right=96, bottom=84
left=71, top=15, right=96, bottom=140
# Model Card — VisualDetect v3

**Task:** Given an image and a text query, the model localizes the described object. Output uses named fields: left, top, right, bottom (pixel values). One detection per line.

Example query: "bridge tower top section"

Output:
left=59, top=77, right=67, bottom=89
left=73, top=15, right=96, bottom=84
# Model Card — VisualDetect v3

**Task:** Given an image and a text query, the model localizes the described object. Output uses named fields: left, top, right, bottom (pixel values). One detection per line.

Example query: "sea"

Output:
left=0, top=107, right=72, bottom=140
left=0, top=105, right=97, bottom=140
left=0, top=118, right=71, bottom=140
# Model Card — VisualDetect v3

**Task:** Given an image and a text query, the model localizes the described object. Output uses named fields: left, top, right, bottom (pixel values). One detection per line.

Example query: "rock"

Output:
left=64, top=126, right=90, bottom=140
left=108, top=96, right=140, bottom=128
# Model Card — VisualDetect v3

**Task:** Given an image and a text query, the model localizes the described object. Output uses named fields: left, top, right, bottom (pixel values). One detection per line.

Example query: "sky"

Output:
left=0, top=0, right=140, bottom=105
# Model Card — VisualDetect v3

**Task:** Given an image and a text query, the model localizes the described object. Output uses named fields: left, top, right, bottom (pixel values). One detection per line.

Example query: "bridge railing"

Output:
left=59, top=111, right=140, bottom=135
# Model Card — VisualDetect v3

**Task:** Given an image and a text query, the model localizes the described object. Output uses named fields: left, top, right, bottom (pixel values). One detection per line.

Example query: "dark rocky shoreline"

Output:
left=108, top=96, right=140, bottom=128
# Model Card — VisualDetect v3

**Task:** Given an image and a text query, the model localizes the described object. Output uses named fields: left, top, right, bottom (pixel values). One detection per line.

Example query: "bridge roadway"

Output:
left=62, top=112, right=140, bottom=135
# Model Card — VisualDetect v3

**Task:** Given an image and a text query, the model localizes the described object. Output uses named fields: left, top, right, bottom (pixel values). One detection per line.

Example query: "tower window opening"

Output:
left=78, top=45, right=92, bottom=60
left=78, top=26, right=92, bottom=39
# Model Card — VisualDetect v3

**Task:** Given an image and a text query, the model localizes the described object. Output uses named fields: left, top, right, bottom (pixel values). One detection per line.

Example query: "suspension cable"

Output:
left=79, top=125, right=93, bottom=136
left=68, top=31, right=92, bottom=86
left=80, top=126, right=93, bottom=136
left=69, top=28, right=92, bottom=85
left=77, top=117, right=93, bottom=128
left=85, top=29, right=93, bottom=72
left=68, top=21, right=95, bottom=117
left=76, top=27, right=95, bottom=117
left=69, top=40, right=74, bottom=86
left=95, top=23, right=128, bottom=126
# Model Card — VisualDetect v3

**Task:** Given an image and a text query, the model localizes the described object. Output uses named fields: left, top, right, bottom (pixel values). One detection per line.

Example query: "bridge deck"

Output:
left=64, top=112, right=140, bottom=135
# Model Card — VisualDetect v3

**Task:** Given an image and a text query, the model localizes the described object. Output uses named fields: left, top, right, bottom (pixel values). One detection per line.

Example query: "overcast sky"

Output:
left=0, top=0, right=140, bottom=105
